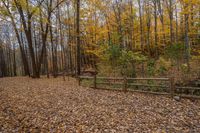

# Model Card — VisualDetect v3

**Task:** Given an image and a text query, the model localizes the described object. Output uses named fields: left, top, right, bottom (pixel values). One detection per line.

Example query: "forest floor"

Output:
left=0, top=77, right=200, bottom=132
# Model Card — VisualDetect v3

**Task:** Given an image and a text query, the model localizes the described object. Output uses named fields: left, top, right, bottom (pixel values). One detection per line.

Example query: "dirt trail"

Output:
left=0, top=77, right=200, bottom=132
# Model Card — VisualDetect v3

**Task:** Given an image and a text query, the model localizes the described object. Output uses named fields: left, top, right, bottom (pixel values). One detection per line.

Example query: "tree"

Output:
left=1, top=0, right=30, bottom=76
left=13, top=0, right=40, bottom=77
left=76, top=0, right=81, bottom=76
left=0, top=0, right=199, bottom=79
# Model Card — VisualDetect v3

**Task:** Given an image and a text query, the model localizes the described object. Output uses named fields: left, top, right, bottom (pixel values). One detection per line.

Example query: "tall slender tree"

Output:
left=76, top=0, right=81, bottom=76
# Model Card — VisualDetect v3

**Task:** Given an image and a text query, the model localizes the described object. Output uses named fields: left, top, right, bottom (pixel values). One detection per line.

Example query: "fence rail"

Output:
left=78, top=76, right=200, bottom=99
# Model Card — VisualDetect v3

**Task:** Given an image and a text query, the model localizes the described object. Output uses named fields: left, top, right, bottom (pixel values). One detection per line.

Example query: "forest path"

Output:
left=0, top=77, right=200, bottom=132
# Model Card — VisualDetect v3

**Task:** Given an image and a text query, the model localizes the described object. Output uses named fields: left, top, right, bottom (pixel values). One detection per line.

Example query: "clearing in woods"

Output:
left=0, top=77, right=200, bottom=132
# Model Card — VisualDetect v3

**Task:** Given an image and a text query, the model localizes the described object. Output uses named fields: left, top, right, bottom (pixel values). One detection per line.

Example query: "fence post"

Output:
left=94, top=74, right=97, bottom=89
left=78, top=76, right=81, bottom=86
left=170, top=77, right=175, bottom=98
left=63, top=71, right=66, bottom=81
left=123, top=76, right=127, bottom=92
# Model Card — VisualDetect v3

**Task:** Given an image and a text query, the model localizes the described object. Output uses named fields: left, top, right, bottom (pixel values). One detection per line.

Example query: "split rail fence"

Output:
left=78, top=75, right=200, bottom=99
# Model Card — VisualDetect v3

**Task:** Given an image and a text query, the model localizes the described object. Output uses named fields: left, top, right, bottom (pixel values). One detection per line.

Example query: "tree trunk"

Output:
left=184, top=4, right=190, bottom=72
left=76, top=0, right=81, bottom=76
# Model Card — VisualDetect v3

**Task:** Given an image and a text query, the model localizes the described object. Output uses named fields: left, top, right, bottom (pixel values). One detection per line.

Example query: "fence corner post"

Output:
left=94, top=74, right=97, bottom=89
left=170, top=77, right=175, bottom=98
left=123, top=76, right=127, bottom=92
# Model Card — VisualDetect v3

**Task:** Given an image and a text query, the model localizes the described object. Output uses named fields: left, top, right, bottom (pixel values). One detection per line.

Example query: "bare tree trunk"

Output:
left=158, top=0, right=166, bottom=46
left=66, top=3, right=73, bottom=74
left=50, top=24, right=57, bottom=78
left=175, top=4, right=179, bottom=43
left=13, top=42, right=17, bottom=76
left=138, top=0, right=144, bottom=51
left=169, top=0, right=174, bottom=44
left=113, top=0, right=124, bottom=48
left=20, top=28, right=30, bottom=76
left=184, top=4, right=190, bottom=72
left=57, top=2, right=65, bottom=72
left=129, top=0, right=135, bottom=50
left=145, top=0, right=151, bottom=55
left=153, top=0, right=158, bottom=56
left=0, top=44, right=7, bottom=77
left=138, top=0, right=144, bottom=77
left=76, top=0, right=81, bottom=76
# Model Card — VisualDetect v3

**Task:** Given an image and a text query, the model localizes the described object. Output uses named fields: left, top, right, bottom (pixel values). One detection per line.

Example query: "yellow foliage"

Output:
left=156, top=57, right=172, bottom=70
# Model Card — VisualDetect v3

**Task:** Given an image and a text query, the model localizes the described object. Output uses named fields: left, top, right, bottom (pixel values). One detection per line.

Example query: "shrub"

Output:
left=165, top=43, right=185, bottom=63
left=119, top=50, right=146, bottom=77
left=147, top=59, right=155, bottom=76
left=156, top=57, right=171, bottom=75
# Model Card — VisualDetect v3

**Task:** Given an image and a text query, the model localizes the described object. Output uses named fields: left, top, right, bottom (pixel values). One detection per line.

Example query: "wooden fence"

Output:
left=78, top=75, right=200, bottom=99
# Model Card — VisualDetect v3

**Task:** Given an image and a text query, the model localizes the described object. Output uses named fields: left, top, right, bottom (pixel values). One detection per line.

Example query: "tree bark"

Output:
left=76, top=0, right=81, bottom=76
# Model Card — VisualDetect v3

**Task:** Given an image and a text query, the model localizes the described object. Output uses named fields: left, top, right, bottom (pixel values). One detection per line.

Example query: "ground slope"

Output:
left=0, top=77, right=200, bottom=132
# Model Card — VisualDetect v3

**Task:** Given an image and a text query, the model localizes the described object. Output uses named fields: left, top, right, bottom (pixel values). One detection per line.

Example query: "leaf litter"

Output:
left=0, top=77, right=200, bottom=132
